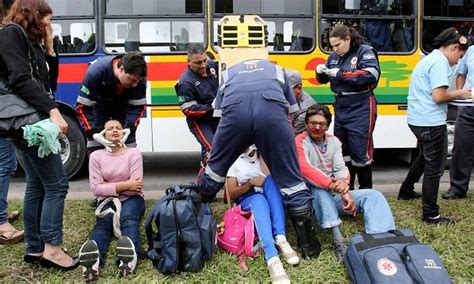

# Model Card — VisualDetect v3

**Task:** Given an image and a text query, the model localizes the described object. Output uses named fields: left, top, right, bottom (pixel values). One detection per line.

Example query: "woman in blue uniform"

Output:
left=316, top=24, right=380, bottom=190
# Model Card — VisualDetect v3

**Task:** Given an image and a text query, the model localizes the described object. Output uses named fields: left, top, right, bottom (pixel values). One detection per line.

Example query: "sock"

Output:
left=267, top=256, right=280, bottom=266
left=331, top=226, right=344, bottom=244
left=274, top=235, right=287, bottom=246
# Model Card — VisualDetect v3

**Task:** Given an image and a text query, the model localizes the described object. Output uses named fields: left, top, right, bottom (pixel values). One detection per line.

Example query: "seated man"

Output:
left=286, top=69, right=316, bottom=135
left=295, top=104, right=395, bottom=261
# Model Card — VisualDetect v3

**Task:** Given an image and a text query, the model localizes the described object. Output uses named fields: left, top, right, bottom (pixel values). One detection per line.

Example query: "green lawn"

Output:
left=1, top=196, right=473, bottom=283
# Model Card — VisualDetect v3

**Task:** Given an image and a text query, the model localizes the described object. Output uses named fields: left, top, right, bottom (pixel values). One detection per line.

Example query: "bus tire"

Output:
left=59, top=114, right=87, bottom=179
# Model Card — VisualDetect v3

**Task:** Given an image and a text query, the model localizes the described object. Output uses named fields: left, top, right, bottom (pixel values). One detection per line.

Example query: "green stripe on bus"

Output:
left=150, top=87, right=409, bottom=105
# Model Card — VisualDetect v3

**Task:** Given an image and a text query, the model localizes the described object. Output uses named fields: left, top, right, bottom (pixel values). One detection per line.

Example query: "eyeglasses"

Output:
left=307, top=121, right=328, bottom=127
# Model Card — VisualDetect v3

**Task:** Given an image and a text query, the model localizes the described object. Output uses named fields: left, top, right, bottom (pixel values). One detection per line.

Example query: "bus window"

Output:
left=48, top=0, right=94, bottom=16
left=320, top=0, right=415, bottom=54
left=49, top=0, right=96, bottom=55
left=106, top=0, right=203, bottom=15
left=104, top=20, right=204, bottom=53
left=422, top=0, right=474, bottom=53
left=212, top=0, right=314, bottom=52
left=104, top=0, right=205, bottom=53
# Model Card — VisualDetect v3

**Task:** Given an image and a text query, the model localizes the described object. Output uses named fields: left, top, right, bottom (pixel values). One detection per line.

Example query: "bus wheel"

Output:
left=59, top=114, right=87, bottom=179
left=445, top=120, right=455, bottom=169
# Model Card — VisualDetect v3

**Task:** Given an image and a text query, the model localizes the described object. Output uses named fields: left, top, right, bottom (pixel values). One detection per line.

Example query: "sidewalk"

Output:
left=8, top=180, right=472, bottom=200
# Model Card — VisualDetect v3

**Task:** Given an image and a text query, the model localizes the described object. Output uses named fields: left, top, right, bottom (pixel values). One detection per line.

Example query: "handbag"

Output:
left=0, top=23, right=46, bottom=135
left=217, top=183, right=258, bottom=272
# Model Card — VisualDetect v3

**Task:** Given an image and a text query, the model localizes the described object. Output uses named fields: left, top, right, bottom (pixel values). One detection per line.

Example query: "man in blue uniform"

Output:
left=175, top=43, right=219, bottom=170
left=198, top=59, right=321, bottom=259
left=76, top=51, right=147, bottom=151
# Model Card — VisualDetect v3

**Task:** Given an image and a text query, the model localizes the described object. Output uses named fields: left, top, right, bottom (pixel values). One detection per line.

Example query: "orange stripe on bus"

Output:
left=58, top=61, right=188, bottom=83
left=147, top=62, right=188, bottom=81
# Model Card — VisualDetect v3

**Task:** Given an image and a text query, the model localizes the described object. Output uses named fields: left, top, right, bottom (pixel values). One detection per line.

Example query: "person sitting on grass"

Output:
left=78, top=119, right=145, bottom=281
left=226, top=146, right=299, bottom=284
left=295, top=104, right=396, bottom=262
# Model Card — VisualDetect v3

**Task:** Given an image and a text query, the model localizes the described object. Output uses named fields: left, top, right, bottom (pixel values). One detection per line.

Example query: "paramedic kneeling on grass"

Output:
left=296, top=104, right=395, bottom=262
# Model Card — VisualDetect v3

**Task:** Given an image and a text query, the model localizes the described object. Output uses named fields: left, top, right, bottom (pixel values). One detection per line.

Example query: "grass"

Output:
left=1, top=195, right=473, bottom=283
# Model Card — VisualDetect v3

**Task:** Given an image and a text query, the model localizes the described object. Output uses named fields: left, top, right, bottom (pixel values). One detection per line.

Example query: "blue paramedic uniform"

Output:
left=175, top=60, right=219, bottom=167
left=76, top=56, right=147, bottom=149
left=197, top=59, right=321, bottom=259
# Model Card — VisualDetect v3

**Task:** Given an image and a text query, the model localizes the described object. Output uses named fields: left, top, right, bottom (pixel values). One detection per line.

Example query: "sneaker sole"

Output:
left=79, top=240, right=100, bottom=282
left=117, top=237, right=136, bottom=277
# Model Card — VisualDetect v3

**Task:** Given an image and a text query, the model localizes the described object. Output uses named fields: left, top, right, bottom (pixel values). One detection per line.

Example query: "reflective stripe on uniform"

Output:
left=340, top=90, right=372, bottom=96
left=280, top=182, right=307, bottom=195
left=205, top=165, right=226, bottom=183
left=213, top=109, right=222, bottom=117
left=128, top=98, right=147, bottom=106
left=362, top=67, right=379, bottom=80
left=180, top=100, right=198, bottom=110
left=289, top=103, right=299, bottom=113
left=77, top=96, right=96, bottom=106
left=219, top=70, right=228, bottom=92
left=276, top=65, right=285, bottom=85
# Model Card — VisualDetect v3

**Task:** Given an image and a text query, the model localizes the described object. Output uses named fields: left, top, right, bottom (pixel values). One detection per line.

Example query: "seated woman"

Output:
left=295, top=104, right=396, bottom=262
left=78, top=120, right=145, bottom=281
left=226, top=146, right=299, bottom=284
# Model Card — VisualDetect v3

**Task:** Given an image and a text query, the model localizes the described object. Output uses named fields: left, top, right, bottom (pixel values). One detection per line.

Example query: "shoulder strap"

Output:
left=244, top=214, right=256, bottom=258
left=145, top=202, right=161, bottom=253
left=2, top=23, right=39, bottom=76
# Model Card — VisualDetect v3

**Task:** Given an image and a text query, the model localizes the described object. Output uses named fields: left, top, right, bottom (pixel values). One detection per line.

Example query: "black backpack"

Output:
left=145, top=184, right=217, bottom=274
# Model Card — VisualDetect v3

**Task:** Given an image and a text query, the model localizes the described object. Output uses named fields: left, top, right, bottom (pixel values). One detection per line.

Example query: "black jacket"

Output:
left=0, top=24, right=58, bottom=115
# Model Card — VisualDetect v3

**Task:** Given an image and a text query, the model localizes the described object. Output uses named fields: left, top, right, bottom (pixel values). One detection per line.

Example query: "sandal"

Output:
left=7, top=211, right=20, bottom=223
left=0, top=230, right=24, bottom=245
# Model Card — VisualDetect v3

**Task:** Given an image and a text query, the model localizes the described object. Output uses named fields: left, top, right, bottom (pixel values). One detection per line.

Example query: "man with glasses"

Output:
left=295, top=104, right=395, bottom=262
left=286, top=69, right=317, bottom=135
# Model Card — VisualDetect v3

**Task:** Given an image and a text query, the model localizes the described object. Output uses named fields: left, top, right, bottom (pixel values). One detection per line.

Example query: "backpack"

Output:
left=344, top=228, right=452, bottom=284
left=145, top=184, right=217, bottom=274
left=217, top=205, right=257, bottom=271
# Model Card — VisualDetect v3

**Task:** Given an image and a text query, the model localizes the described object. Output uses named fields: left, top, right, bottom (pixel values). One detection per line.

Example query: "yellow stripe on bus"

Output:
left=150, top=105, right=407, bottom=118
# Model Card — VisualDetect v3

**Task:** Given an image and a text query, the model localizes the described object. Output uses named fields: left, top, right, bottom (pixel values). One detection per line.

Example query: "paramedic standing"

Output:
left=315, top=24, right=380, bottom=190
left=175, top=43, right=219, bottom=171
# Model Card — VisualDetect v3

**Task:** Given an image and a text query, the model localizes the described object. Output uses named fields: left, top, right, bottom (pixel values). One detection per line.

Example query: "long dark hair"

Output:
left=4, top=0, right=52, bottom=43
left=432, top=27, right=470, bottom=51
left=330, top=24, right=366, bottom=51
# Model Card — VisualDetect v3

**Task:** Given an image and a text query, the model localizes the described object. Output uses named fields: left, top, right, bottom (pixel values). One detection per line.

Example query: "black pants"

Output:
left=449, top=107, right=474, bottom=196
left=403, top=124, right=447, bottom=218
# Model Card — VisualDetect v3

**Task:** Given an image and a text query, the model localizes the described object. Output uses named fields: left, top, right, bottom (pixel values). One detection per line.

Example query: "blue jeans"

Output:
left=309, top=185, right=395, bottom=234
left=238, top=176, right=286, bottom=261
left=0, top=139, right=17, bottom=225
left=91, top=195, right=145, bottom=261
left=15, top=143, right=69, bottom=254
left=407, top=125, right=447, bottom=218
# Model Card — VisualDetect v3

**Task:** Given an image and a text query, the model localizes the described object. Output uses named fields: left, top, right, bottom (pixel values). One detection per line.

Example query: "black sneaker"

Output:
left=423, top=215, right=455, bottom=225
left=397, top=191, right=422, bottom=200
left=79, top=240, right=100, bottom=282
left=117, top=236, right=137, bottom=277
left=442, top=190, right=466, bottom=200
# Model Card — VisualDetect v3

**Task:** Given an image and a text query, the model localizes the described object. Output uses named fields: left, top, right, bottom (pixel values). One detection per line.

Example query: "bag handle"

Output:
left=224, top=182, right=233, bottom=210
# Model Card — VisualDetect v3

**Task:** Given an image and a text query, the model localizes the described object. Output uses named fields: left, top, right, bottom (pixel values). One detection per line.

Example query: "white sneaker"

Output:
left=79, top=240, right=100, bottom=282
left=117, top=236, right=137, bottom=277
left=267, top=258, right=291, bottom=284
left=276, top=241, right=300, bottom=265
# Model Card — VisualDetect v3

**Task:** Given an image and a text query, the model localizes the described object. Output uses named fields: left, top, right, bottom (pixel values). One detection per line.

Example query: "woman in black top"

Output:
left=0, top=0, right=78, bottom=270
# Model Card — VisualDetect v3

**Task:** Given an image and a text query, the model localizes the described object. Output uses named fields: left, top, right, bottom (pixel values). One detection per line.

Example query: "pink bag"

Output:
left=217, top=204, right=258, bottom=271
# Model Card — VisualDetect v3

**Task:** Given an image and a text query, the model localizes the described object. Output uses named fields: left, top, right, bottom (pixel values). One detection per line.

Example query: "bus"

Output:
left=48, top=0, right=473, bottom=177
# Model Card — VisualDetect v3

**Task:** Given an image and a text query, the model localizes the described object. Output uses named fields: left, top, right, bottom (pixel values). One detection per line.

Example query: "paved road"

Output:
left=7, top=150, right=474, bottom=200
